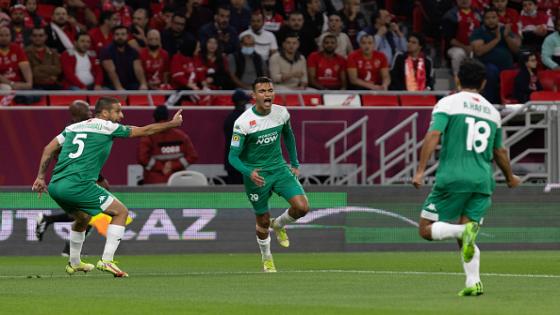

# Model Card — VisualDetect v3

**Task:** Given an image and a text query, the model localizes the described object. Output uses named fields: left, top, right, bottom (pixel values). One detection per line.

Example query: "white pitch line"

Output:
left=1, top=269, right=560, bottom=280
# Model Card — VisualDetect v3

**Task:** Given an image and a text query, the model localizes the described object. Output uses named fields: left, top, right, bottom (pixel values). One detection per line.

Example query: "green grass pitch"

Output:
left=1, top=251, right=559, bottom=315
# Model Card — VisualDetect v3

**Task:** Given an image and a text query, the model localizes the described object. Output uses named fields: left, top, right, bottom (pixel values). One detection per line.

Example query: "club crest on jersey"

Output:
left=231, top=134, right=241, bottom=147
left=249, top=120, right=257, bottom=128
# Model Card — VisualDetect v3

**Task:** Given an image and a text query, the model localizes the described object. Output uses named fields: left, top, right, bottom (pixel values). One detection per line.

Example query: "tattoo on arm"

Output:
left=39, top=154, right=53, bottom=177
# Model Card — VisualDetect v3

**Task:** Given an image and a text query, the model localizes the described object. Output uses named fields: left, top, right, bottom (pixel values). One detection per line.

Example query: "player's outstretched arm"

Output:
left=32, top=138, right=61, bottom=197
left=493, top=147, right=521, bottom=188
left=129, top=109, right=183, bottom=138
left=282, top=120, right=300, bottom=174
left=412, top=130, right=441, bottom=189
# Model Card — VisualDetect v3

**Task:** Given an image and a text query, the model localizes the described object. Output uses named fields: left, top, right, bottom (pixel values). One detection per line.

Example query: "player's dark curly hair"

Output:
left=458, top=58, right=487, bottom=90
left=252, top=77, right=273, bottom=91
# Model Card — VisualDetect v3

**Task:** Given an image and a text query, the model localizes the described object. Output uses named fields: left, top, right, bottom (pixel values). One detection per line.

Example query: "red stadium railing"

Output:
left=0, top=90, right=451, bottom=107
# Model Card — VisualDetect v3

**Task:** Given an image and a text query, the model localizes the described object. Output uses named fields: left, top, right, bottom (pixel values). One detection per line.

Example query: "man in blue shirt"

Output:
left=470, top=7, right=521, bottom=103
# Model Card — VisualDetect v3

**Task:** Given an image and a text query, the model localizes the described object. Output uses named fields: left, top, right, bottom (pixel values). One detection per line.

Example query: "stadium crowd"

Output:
left=0, top=0, right=559, bottom=105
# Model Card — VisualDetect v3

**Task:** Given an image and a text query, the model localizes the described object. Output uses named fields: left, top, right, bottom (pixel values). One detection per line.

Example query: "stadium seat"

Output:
left=210, top=95, right=234, bottom=106
left=399, top=95, right=437, bottom=106
left=89, top=95, right=128, bottom=106
left=49, top=95, right=87, bottom=106
left=529, top=91, right=560, bottom=101
left=128, top=94, right=167, bottom=106
left=167, top=170, right=208, bottom=186
left=10, top=96, right=48, bottom=106
left=361, top=95, right=399, bottom=106
left=323, top=94, right=361, bottom=107
left=282, top=94, right=303, bottom=106
left=538, top=70, right=560, bottom=91
left=500, top=69, right=519, bottom=104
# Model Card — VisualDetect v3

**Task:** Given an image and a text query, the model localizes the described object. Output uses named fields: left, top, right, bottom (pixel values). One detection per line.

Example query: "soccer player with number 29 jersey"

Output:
left=32, top=97, right=183, bottom=277
left=228, top=76, right=310, bottom=272
left=413, top=59, right=520, bottom=296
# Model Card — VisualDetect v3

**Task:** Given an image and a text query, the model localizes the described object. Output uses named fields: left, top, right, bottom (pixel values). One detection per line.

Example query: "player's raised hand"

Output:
left=251, top=169, right=265, bottom=187
left=171, top=109, right=183, bottom=126
left=507, top=174, right=521, bottom=188
left=412, top=172, right=424, bottom=189
left=32, top=178, right=48, bottom=198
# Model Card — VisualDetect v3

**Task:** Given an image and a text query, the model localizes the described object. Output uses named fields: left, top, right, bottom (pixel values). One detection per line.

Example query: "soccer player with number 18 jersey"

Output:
left=413, top=59, right=520, bottom=296
left=32, top=97, right=183, bottom=277
left=228, top=76, right=310, bottom=272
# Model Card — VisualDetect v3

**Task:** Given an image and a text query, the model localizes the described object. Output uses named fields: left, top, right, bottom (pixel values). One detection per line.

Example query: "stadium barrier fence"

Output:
left=1, top=186, right=558, bottom=256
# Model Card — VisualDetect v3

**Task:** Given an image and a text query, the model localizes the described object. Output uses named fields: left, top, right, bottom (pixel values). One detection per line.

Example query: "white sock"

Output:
left=256, top=235, right=272, bottom=260
left=463, top=245, right=481, bottom=287
left=69, top=230, right=85, bottom=266
left=431, top=221, right=465, bottom=240
left=102, top=224, right=125, bottom=261
left=273, top=209, right=296, bottom=228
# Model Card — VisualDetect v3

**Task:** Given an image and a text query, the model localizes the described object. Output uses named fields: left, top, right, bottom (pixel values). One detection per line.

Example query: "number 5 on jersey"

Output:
left=69, top=133, right=88, bottom=159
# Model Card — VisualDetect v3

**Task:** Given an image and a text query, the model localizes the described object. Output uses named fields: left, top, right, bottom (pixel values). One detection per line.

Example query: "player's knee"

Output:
left=293, top=200, right=309, bottom=217
left=256, top=223, right=269, bottom=234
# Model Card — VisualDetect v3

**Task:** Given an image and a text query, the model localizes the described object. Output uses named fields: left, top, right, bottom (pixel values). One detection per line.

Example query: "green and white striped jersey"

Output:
left=51, top=118, right=131, bottom=183
left=429, top=91, right=502, bottom=194
left=229, top=104, right=298, bottom=176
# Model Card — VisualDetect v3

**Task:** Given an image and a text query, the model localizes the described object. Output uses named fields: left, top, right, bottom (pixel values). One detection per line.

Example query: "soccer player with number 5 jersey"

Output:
left=32, top=97, right=183, bottom=277
left=413, top=59, right=520, bottom=296
left=228, top=77, right=310, bottom=272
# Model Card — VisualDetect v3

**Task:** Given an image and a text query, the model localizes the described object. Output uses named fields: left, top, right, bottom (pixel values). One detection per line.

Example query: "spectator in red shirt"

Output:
left=519, top=0, right=554, bottom=50
left=537, top=0, right=560, bottom=22
left=46, top=7, right=79, bottom=54
left=10, top=5, right=31, bottom=47
left=138, top=105, right=199, bottom=185
left=0, top=26, right=33, bottom=103
left=60, top=32, right=103, bottom=90
left=139, top=29, right=170, bottom=90
left=102, top=0, right=132, bottom=27
left=442, top=0, right=481, bottom=75
left=149, top=5, right=174, bottom=32
left=23, top=0, right=46, bottom=29
left=261, top=0, right=285, bottom=33
left=493, top=0, right=520, bottom=35
left=170, top=42, right=198, bottom=92
left=307, top=34, right=347, bottom=90
left=347, top=33, right=390, bottom=90
left=88, top=11, right=119, bottom=58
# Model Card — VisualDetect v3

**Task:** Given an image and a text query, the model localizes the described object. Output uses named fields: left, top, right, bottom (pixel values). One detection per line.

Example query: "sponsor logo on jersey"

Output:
left=426, top=203, right=436, bottom=211
left=231, top=134, right=241, bottom=147
left=99, top=196, right=106, bottom=204
left=249, top=120, right=257, bottom=128
left=256, top=132, right=278, bottom=145
left=161, top=145, right=181, bottom=154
